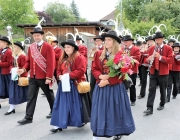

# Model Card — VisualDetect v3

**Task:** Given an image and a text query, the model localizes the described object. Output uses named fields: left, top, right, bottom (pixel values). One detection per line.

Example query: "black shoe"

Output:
left=46, top=113, right=52, bottom=119
left=157, top=106, right=164, bottom=110
left=41, top=93, right=45, bottom=95
left=131, top=102, right=135, bottom=106
left=17, top=118, right=32, bottom=125
left=137, top=95, right=144, bottom=99
left=165, top=99, right=170, bottom=103
left=113, top=136, right=122, bottom=140
left=78, top=123, right=87, bottom=127
left=50, top=128, right=62, bottom=133
left=143, top=109, right=153, bottom=115
left=0, top=104, right=1, bottom=109
left=172, top=96, right=176, bottom=99
left=4, top=109, right=15, bottom=115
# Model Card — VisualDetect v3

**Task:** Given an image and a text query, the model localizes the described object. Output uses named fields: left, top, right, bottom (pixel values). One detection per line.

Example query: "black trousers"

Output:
left=166, top=71, right=180, bottom=101
left=54, top=69, right=59, bottom=84
left=25, top=78, right=55, bottom=120
left=138, top=66, right=142, bottom=84
left=89, top=70, right=96, bottom=99
left=147, top=70, right=168, bottom=110
left=140, top=66, right=148, bottom=97
left=129, top=74, right=137, bottom=102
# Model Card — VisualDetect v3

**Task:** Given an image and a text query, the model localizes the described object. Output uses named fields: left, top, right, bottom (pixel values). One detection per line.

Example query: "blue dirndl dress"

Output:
left=91, top=83, right=135, bottom=137
left=9, top=80, right=28, bottom=104
left=0, top=72, right=11, bottom=99
left=50, top=80, right=83, bottom=129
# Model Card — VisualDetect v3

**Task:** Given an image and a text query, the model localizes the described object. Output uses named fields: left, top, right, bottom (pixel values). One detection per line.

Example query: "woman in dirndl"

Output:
left=91, top=30, right=135, bottom=140
left=4, top=41, right=28, bottom=115
left=0, top=36, right=13, bottom=109
left=50, top=39, right=90, bottom=132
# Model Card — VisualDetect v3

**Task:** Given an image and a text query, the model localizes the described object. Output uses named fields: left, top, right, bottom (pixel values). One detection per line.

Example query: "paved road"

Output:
left=0, top=76, right=180, bottom=140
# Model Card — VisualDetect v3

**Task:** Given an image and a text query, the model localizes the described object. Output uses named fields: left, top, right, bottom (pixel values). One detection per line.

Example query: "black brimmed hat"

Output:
left=30, top=27, right=44, bottom=35
left=123, top=35, right=134, bottom=41
left=101, top=30, right=121, bottom=44
left=154, top=32, right=164, bottom=39
left=14, top=41, right=24, bottom=50
left=172, top=42, right=180, bottom=48
left=61, top=39, right=78, bottom=51
left=0, top=36, right=11, bottom=45
left=93, top=35, right=104, bottom=41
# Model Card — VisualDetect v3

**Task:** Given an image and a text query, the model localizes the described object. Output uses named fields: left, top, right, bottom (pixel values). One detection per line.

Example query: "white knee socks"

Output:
left=92, top=136, right=99, bottom=140
left=8, top=104, right=15, bottom=112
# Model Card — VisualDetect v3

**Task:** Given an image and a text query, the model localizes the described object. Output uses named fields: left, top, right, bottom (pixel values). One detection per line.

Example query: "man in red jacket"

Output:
left=123, top=35, right=141, bottom=106
left=17, top=27, right=55, bottom=124
left=166, top=42, right=180, bottom=102
left=143, top=32, right=173, bottom=115
left=50, top=39, right=62, bottom=83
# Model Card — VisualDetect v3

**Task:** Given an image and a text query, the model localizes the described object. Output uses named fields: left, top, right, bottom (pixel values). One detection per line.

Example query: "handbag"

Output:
left=18, top=77, right=29, bottom=86
left=76, top=81, right=91, bottom=94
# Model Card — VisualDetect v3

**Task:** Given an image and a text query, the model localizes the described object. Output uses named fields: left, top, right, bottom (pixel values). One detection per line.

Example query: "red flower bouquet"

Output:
left=106, top=51, right=134, bottom=80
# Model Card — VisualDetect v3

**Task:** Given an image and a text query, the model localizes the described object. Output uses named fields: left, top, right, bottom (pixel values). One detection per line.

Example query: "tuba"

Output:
left=45, top=31, right=57, bottom=43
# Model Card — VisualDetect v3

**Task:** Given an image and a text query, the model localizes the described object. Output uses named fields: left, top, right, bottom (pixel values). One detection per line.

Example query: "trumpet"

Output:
left=147, top=45, right=158, bottom=71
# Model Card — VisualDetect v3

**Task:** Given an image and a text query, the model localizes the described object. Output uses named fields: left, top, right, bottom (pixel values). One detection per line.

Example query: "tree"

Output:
left=121, top=0, right=151, bottom=21
left=70, top=0, right=80, bottom=21
left=44, top=2, right=76, bottom=23
left=36, top=11, right=53, bottom=23
left=0, top=0, right=38, bottom=34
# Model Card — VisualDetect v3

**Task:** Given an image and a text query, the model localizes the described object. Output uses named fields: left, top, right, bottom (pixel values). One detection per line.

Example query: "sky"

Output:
left=33, top=0, right=119, bottom=21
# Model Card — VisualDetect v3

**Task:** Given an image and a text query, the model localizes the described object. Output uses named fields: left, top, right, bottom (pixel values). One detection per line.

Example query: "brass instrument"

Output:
left=88, top=46, right=98, bottom=60
left=45, top=31, right=57, bottom=43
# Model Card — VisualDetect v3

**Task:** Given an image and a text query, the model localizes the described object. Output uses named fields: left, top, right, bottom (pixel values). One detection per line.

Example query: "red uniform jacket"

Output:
left=169, top=53, right=180, bottom=71
left=54, top=46, right=62, bottom=69
left=57, top=54, right=86, bottom=83
left=92, top=51, right=123, bottom=86
left=10, top=54, right=28, bottom=77
left=0, top=48, right=12, bottom=75
left=148, top=45, right=173, bottom=75
left=78, top=44, right=88, bottom=64
left=139, top=48, right=151, bottom=67
left=23, top=42, right=55, bottom=80
left=123, top=46, right=141, bottom=74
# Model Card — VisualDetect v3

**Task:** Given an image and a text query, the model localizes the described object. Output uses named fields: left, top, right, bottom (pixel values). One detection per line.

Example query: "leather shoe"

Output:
left=131, top=102, right=135, bottom=106
left=4, top=109, right=15, bottom=115
left=137, top=95, right=144, bottom=99
left=157, top=106, right=164, bottom=110
left=46, top=113, right=52, bottom=119
left=50, top=128, right=62, bottom=133
left=143, top=109, right=153, bottom=115
left=172, top=96, right=176, bottom=99
left=165, top=99, right=170, bottom=103
left=17, top=118, right=32, bottom=125
left=113, top=136, right=122, bottom=140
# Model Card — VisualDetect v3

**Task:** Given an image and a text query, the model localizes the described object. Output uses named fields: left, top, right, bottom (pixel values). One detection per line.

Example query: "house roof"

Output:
left=17, top=21, right=111, bottom=30
left=100, top=10, right=116, bottom=21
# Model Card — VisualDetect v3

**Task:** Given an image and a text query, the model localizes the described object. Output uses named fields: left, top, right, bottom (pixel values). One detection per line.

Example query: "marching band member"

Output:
left=122, top=35, right=141, bottom=106
left=143, top=31, right=173, bottom=115
left=76, top=35, right=88, bottom=81
left=138, top=36, right=155, bottom=99
left=0, top=36, right=13, bottom=108
left=168, top=39, right=175, bottom=47
left=17, top=26, right=55, bottom=125
left=166, top=42, right=180, bottom=102
left=89, top=35, right=104, bottom=98
left=50, top=39, right=62, bottom=83
left=50, top=39, right=90, bottom=132
left=91, top=30, right=135, bottom=140
left=4, top=41, right=28, bottom=115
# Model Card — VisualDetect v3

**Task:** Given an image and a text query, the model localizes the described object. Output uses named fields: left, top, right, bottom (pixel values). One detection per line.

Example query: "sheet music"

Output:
left=61, top=73, right=70, bottom=92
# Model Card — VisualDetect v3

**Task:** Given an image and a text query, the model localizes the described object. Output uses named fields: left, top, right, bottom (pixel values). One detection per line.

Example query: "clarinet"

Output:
left=147, top=45, right=158, bottom=71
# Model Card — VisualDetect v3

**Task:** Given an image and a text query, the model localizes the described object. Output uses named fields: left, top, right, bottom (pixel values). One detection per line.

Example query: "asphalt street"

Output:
left=0, top=76, right=180, bottom=140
